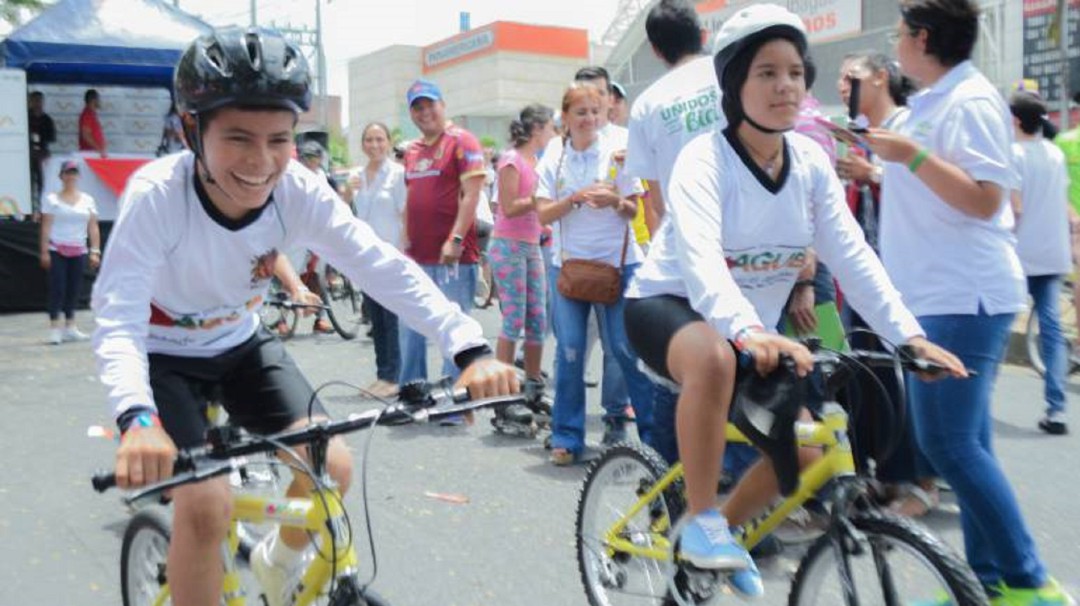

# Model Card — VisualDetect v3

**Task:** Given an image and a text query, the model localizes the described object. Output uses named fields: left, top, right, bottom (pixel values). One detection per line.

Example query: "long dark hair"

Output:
left=845, top=51, right=917, bottom=106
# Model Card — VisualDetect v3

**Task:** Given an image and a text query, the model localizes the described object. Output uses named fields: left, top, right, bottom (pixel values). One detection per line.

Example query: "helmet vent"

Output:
left=205, top=43, right=228, bottom=75
left=244, top=33, right=262, bottom=70
left=282, top=47, right=297, bottom=72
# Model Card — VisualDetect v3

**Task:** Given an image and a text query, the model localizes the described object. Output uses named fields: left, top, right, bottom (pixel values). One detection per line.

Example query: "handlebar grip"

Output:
left=92, top=471, right=117, bottom=492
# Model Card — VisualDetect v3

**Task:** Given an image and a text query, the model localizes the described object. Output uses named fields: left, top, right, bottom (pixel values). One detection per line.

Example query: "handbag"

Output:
left=553, top=141, right=630, bottom=305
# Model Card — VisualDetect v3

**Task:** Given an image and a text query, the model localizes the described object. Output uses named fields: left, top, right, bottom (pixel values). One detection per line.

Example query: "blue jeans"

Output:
left=550, top=264, right=654, bottom=453
left=1027, top=275, right=1067, bottom=415
left=398, top=263, right=477, bottom=384
left=365, top=296, right=400, bottom=383
left=47, top=251, right=86, bottom=321
left=910, top=311, right=1046, bottom=589
left=597, top=311, right=631, bottom=420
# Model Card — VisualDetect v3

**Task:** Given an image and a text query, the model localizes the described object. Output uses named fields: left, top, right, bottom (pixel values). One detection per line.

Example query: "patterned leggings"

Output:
left=489, top=237, right=546, bottom=344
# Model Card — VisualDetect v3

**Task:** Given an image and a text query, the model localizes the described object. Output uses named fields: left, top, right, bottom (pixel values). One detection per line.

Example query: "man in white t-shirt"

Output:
left=625, top=0, right=724, bottom=220
left=1009, top=91, right=1071, bottom=435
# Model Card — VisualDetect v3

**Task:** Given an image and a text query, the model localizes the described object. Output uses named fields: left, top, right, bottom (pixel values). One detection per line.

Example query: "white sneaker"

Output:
left=250, top=535, right=291, bottom=606
left=63, top=326, right=89, bottom=342
left=48, top=328, right=63, bottom=345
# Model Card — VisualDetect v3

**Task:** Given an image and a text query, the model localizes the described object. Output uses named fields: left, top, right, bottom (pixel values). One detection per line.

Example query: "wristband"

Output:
left=908, top=148, right=930, bottom=173
left=794, top=279, right=814, bottom=289
left=118, top=409, right=161, bottom=437
left=732, top=326, right=764, bottom=353
left=89, top=247, right=101, bottom=255
left=448, top=234, right=464, bottom=245
left=453, top=344, right=495, bottom=371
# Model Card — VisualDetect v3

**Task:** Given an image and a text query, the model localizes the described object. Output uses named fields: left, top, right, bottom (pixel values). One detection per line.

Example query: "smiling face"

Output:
left=564, top=95, right=602, bottom=143
left=198, top=107, right=295, bottom=220
left=409, top=98, right=446, bottom=139
left=740, top=39, right=806, bottom=132
left=362, top=125, right=390, bottom=162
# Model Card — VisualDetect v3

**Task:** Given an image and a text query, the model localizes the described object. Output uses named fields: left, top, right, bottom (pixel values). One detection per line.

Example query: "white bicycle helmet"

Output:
left=712, top=3, right=807, bottom=85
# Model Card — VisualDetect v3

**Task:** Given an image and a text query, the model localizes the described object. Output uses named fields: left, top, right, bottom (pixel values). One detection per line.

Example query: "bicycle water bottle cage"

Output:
left=731, top=359, right=806, bottom=496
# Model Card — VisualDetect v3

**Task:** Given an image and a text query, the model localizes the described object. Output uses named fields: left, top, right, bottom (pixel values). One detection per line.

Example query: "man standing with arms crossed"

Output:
left=399, top=80, right=487, bottom=400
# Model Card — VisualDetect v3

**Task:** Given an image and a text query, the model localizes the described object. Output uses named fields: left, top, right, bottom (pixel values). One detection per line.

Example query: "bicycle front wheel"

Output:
left=788, top=511, right=987, bottom=606
left=121, top=509, right=173, bottom=606
left=319, top=266, right=362, bottom=340
left=576, top=442, right=686, bottom=606
left=1025, top=283, right=1079, bottom=377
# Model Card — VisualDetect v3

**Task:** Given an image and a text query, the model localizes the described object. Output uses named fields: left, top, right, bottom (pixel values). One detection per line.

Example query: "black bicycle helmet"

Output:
left=175, top=26, right=311, bottom=116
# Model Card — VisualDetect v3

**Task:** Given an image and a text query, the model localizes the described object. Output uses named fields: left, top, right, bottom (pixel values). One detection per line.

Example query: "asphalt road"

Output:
left=1, top=307, right=1077, bottom=606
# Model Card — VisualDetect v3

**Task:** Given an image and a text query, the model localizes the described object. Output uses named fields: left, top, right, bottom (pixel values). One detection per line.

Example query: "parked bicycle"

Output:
left=93, top=379, right=526, bottom=606
left=259, top=280, right=330, bottom=340
left=574, top=344, right=987, bottom=606
left=299, top=253, right=365, bottom=340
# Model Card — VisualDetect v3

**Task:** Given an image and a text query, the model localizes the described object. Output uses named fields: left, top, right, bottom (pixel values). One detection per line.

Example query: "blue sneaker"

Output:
left=679, top=509, right=749, bottom=570
left=727, top=556, right=764, bottom=599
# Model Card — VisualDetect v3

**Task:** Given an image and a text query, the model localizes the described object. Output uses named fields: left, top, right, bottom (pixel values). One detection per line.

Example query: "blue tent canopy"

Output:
left=0, top=0, right=212, bottom=87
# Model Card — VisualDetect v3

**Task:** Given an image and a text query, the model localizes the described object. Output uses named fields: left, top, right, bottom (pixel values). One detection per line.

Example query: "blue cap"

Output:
left=406, top=79, right=443, bottom=106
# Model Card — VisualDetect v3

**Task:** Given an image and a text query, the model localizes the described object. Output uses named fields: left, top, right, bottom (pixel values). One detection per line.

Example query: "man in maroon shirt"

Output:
left=78, top=89, right=107, bottom=158
left=399, top=79, right=486, bottom=387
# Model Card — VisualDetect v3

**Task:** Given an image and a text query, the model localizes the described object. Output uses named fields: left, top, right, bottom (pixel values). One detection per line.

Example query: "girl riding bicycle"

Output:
left=623, top=4, right=965, bottom=597
left=92, top=26, right=518, bottom=606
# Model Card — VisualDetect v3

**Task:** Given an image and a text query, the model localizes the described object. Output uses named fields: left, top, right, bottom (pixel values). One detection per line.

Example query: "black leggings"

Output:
left=47, top=251, right=86, bottom=321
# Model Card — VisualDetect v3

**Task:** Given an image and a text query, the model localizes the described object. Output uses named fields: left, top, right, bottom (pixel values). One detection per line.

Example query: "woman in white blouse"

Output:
left=867, top=0, right=1070, bottom=601
left=353, top=122, right=407, bottom=399
left=535, top=83, right=654, bottom=465
left=39, top=160, right=100, bottom=345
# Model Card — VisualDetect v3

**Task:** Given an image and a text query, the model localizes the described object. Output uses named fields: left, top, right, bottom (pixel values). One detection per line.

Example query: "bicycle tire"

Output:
left=788, top=510, right=988, bottom=606
left=121, top=509, right=172, bottom=606
left=1025, top=283, right=1080, bottom=377
left=319, top=266, right=361, bottom=340
left=260, top=283, right=298, bottom=340
left=576, top=441, right=686, bottom=606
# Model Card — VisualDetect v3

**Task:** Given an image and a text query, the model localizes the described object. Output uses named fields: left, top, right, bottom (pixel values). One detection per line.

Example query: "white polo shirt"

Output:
left=625, top=56, right=724, bottom=196
left=628, top=128, right=923, bottom=345
left=536, top=134, right=644, bottom=268
left=879, top=61, right=1025, bottom=317
left=1012, top=139, right=1071, bottom=277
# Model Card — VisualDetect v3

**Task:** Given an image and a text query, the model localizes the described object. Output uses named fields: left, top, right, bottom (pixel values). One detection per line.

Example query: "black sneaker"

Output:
left=601, top=418, right=628, bottom=446
left=1038, top=412, right=1068, bottom=435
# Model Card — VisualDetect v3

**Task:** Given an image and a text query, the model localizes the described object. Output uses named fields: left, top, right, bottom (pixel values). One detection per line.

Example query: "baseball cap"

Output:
left=298, top=140, right=325, bottom=158
left=406, top=79, right=443, bottom=106
left=611, top=81, right=627, bottom=100
left=59, top=160, right=80, bottom=176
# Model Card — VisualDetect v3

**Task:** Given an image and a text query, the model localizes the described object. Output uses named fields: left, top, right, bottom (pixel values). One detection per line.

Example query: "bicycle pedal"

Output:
left=490, top=417, right=538, bottom=438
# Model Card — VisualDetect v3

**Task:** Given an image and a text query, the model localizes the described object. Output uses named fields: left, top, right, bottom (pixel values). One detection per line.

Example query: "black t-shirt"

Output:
left=29, top=112, right=56, bottom=158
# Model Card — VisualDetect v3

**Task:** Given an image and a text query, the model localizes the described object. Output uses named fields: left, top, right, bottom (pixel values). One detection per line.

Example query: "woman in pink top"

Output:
left=490, top=104, right=556, bottom=430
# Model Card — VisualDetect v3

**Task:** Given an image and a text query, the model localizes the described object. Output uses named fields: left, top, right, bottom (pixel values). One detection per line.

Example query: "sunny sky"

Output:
left=173, top=0, right=626, bottom=118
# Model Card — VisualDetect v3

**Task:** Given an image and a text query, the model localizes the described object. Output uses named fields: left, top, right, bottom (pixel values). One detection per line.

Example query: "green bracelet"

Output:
left=908, top=148, right=930, bottom=173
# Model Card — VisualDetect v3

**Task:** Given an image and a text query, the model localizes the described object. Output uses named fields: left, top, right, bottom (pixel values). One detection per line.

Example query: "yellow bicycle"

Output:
left=93, top=379, right=524, bottom=606
left=575, top=346, right=989, bottom=606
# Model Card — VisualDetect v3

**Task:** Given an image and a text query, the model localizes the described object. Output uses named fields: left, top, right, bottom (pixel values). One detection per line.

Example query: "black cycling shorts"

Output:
left=625, top=295, right=710, bottom=384
left=148, top=327, right=326, bottom=448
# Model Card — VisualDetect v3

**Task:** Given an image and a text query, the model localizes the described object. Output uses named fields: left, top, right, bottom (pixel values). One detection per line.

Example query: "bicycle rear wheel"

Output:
left=121, top=509, right=172, bottom=606
left=576, top=442, right=686, bottom=606
left=319, top=265, right=362, bottom=340
left=788, top=511, right=987, bottom=606
left=260, top=282, right=298, bottom=340
left=1025, top=282, right=1079, bottom=377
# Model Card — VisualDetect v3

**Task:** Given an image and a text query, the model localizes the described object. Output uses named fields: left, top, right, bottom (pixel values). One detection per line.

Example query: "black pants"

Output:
left=364, top=297, right=400, bottom=383
left=47, top=251, right=86, bottom=321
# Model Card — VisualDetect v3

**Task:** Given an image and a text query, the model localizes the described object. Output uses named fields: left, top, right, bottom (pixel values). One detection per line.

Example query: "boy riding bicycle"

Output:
left=92, top=27, right=518, bottom=606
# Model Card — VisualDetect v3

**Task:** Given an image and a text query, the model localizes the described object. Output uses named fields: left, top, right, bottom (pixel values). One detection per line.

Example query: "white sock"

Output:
left=265, top=533, right=305, bottom=569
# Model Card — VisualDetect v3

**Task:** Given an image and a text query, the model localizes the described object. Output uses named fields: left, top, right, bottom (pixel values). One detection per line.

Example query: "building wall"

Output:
left=347, top=45, right=422, bottom=162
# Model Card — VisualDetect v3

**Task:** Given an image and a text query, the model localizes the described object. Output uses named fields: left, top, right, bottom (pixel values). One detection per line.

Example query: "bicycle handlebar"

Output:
left=91, top=377, right=525, bottom=498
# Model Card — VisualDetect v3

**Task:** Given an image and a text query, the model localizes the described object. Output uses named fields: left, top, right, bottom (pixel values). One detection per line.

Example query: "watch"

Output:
left=870, top=165, right=883, bottom=185
left=450, top=234, right=464, bottom=245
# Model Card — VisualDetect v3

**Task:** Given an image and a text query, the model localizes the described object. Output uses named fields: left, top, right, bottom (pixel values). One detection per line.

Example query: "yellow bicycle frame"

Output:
left=600, top=402, right=857, bottom=563
left=148, top=483, right=359, bottom=606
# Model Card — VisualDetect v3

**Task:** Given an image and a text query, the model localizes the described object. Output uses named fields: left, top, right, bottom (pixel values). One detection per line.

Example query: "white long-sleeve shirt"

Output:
left=627, top=128, right=923, bottom=345
left=93, top=153, right=486, bottom=419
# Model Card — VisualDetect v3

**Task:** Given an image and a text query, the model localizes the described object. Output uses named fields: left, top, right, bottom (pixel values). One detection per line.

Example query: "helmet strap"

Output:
left=744, top=114, right=792, bottom=135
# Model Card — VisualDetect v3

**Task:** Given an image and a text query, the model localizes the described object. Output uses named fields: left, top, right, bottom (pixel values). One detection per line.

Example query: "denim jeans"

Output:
left=398, top=263, right=476, bottom=384
left=47, top=251, right=86, bottom=321
left=1027, top=275, right=1067, bottom=415
left=366, top=296, right=400, bottom=383
left=910, top=310, right=1046, bottom=589
left=596, top=311, right=631, bottom=419
left=550, top=264, right=654, bottom=453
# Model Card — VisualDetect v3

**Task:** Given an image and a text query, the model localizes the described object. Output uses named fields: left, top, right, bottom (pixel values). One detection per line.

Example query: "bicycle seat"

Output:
left=731, top=360, right=805, bottom=496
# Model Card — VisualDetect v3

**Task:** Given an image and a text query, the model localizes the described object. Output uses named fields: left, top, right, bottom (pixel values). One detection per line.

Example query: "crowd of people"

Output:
left=31, top=0, right=1075, bottom=604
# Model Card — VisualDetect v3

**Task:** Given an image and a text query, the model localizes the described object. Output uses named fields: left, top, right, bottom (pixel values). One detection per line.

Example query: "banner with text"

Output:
left=1022, top=0, right=1079, bottom=105
left=698, top=0, right=862, bottom=44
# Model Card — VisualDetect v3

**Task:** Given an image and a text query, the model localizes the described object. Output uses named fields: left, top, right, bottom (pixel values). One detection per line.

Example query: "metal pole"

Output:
left=316, top=0, right=327, bottom=128
left=250, top=0, right=257, bottom=27
left=1059, top=0, right=1071, bottom=130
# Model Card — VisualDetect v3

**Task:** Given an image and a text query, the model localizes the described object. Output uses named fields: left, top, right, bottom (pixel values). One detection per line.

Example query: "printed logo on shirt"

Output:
left=407, top=157, right=441, bottom=179
left=659, top=87, right=720, bottom=137
left=911, top=120, right=933, bottom=142
left=725, top=245, right=808, bottom=290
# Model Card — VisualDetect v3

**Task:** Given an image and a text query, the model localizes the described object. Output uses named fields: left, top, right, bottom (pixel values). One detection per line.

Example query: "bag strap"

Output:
left=557, top=141, right=633, bottom=269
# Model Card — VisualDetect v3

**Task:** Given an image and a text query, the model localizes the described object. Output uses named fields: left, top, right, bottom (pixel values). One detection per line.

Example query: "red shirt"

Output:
left=403, top=125, right=486, bottom=264
left=79, top=107, right=105, bottom=151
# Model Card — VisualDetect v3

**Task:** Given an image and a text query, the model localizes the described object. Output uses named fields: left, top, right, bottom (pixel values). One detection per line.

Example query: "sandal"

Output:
left=888, top=483, right=939, bottom=518
left=550, top=448, right=577, bottom=466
